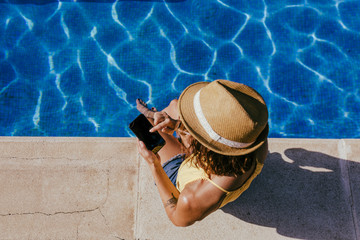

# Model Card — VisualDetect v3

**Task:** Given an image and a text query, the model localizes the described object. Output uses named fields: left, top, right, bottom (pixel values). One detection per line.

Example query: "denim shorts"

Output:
left=162, top=154, right=186, bottom=187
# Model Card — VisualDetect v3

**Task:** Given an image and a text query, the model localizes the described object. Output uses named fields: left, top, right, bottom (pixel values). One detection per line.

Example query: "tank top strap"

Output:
left=206, top=178, right=231, bottom=194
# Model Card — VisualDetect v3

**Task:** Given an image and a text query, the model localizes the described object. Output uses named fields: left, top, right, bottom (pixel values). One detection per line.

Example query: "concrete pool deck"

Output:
left=0, top=137, right=359, bottom=240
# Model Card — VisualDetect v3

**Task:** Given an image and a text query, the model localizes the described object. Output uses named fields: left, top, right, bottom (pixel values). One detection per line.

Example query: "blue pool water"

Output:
left=0, top=0, right=359, bottom=138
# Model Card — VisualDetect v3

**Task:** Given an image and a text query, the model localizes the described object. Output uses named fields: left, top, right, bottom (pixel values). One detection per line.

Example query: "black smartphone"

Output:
left=129, top=114, right=165, bottom=154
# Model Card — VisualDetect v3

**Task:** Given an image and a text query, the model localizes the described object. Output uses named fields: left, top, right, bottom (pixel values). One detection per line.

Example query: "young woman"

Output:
left=136, top=80, right=269, bottom=227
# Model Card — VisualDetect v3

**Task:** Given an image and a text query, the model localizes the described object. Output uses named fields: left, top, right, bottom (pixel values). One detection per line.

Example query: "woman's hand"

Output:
left=150, top=111, right=178, bottom=135
left=136, top=98, right=178, bottom=135
left=137, top=139, right=160, bottom=165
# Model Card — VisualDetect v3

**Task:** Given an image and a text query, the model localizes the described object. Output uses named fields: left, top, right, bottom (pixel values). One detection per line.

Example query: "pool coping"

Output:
left=0, top=137, right=359, bottom=239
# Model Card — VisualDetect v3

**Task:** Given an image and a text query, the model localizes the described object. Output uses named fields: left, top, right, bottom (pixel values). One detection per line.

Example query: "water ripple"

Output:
left=0, top=0, right=359, bottom=138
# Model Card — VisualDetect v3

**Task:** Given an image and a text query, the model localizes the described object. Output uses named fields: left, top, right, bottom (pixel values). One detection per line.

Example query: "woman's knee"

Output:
left=165, top=99, right=179, bottom=119
left=169, top=99, right=178, bottom=109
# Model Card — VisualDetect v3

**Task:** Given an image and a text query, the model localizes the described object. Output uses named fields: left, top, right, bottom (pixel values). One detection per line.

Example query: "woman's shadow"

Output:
left=222, top=148, right=359, bottom=240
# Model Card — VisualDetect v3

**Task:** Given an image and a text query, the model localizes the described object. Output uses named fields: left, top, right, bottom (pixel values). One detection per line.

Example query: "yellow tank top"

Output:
left=176, top=154, right=264, bottom=208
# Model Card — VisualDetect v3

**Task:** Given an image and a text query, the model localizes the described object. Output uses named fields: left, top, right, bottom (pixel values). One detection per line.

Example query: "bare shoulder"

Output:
left=177, top=179, right=224, bottom=219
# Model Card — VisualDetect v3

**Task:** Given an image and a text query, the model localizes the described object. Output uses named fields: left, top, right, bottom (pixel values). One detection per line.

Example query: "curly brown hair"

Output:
left=187, top=138, right=254, bottom=177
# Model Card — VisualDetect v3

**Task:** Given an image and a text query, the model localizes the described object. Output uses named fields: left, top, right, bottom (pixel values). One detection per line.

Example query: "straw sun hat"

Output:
left=178, top=80, right=269, bottom=156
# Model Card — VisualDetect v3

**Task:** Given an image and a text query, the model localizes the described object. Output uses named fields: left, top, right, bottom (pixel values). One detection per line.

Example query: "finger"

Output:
left=137, top=139, right=146, bottom=151
left=137, top=140, right=153, bottom=159
left=136, top=139, right=142, bottom=152
left=136, top=138, right=140, bottom=147
left=150, top=118, right=171, bottom=132
left=161, top=127, right=173, bottom=134
left=153, top=113, right=166, bottom=125
left=136, top=139, right=142, bottom=150
left=138, top=140, right=145, bottom=148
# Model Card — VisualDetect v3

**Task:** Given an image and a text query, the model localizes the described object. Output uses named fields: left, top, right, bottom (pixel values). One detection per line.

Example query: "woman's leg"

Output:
left=162, top=99, right=180, bottom=120
left=136, top=99, right=183, bottom=165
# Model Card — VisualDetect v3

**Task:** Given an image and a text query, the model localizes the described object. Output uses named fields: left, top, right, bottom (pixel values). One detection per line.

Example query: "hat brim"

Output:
left=178, top=81, right=269, bottom=156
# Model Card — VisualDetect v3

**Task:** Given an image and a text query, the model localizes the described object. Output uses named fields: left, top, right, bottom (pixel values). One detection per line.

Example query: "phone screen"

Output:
left=129, top=114, right=165, bottom=154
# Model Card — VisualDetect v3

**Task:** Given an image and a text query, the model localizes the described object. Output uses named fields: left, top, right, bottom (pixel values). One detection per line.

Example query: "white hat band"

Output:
left=193, top=89, right=255, bottom=149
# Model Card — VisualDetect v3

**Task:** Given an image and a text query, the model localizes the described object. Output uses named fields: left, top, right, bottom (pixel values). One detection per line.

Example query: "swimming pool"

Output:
left=0, top=0, right=359, bottom=138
